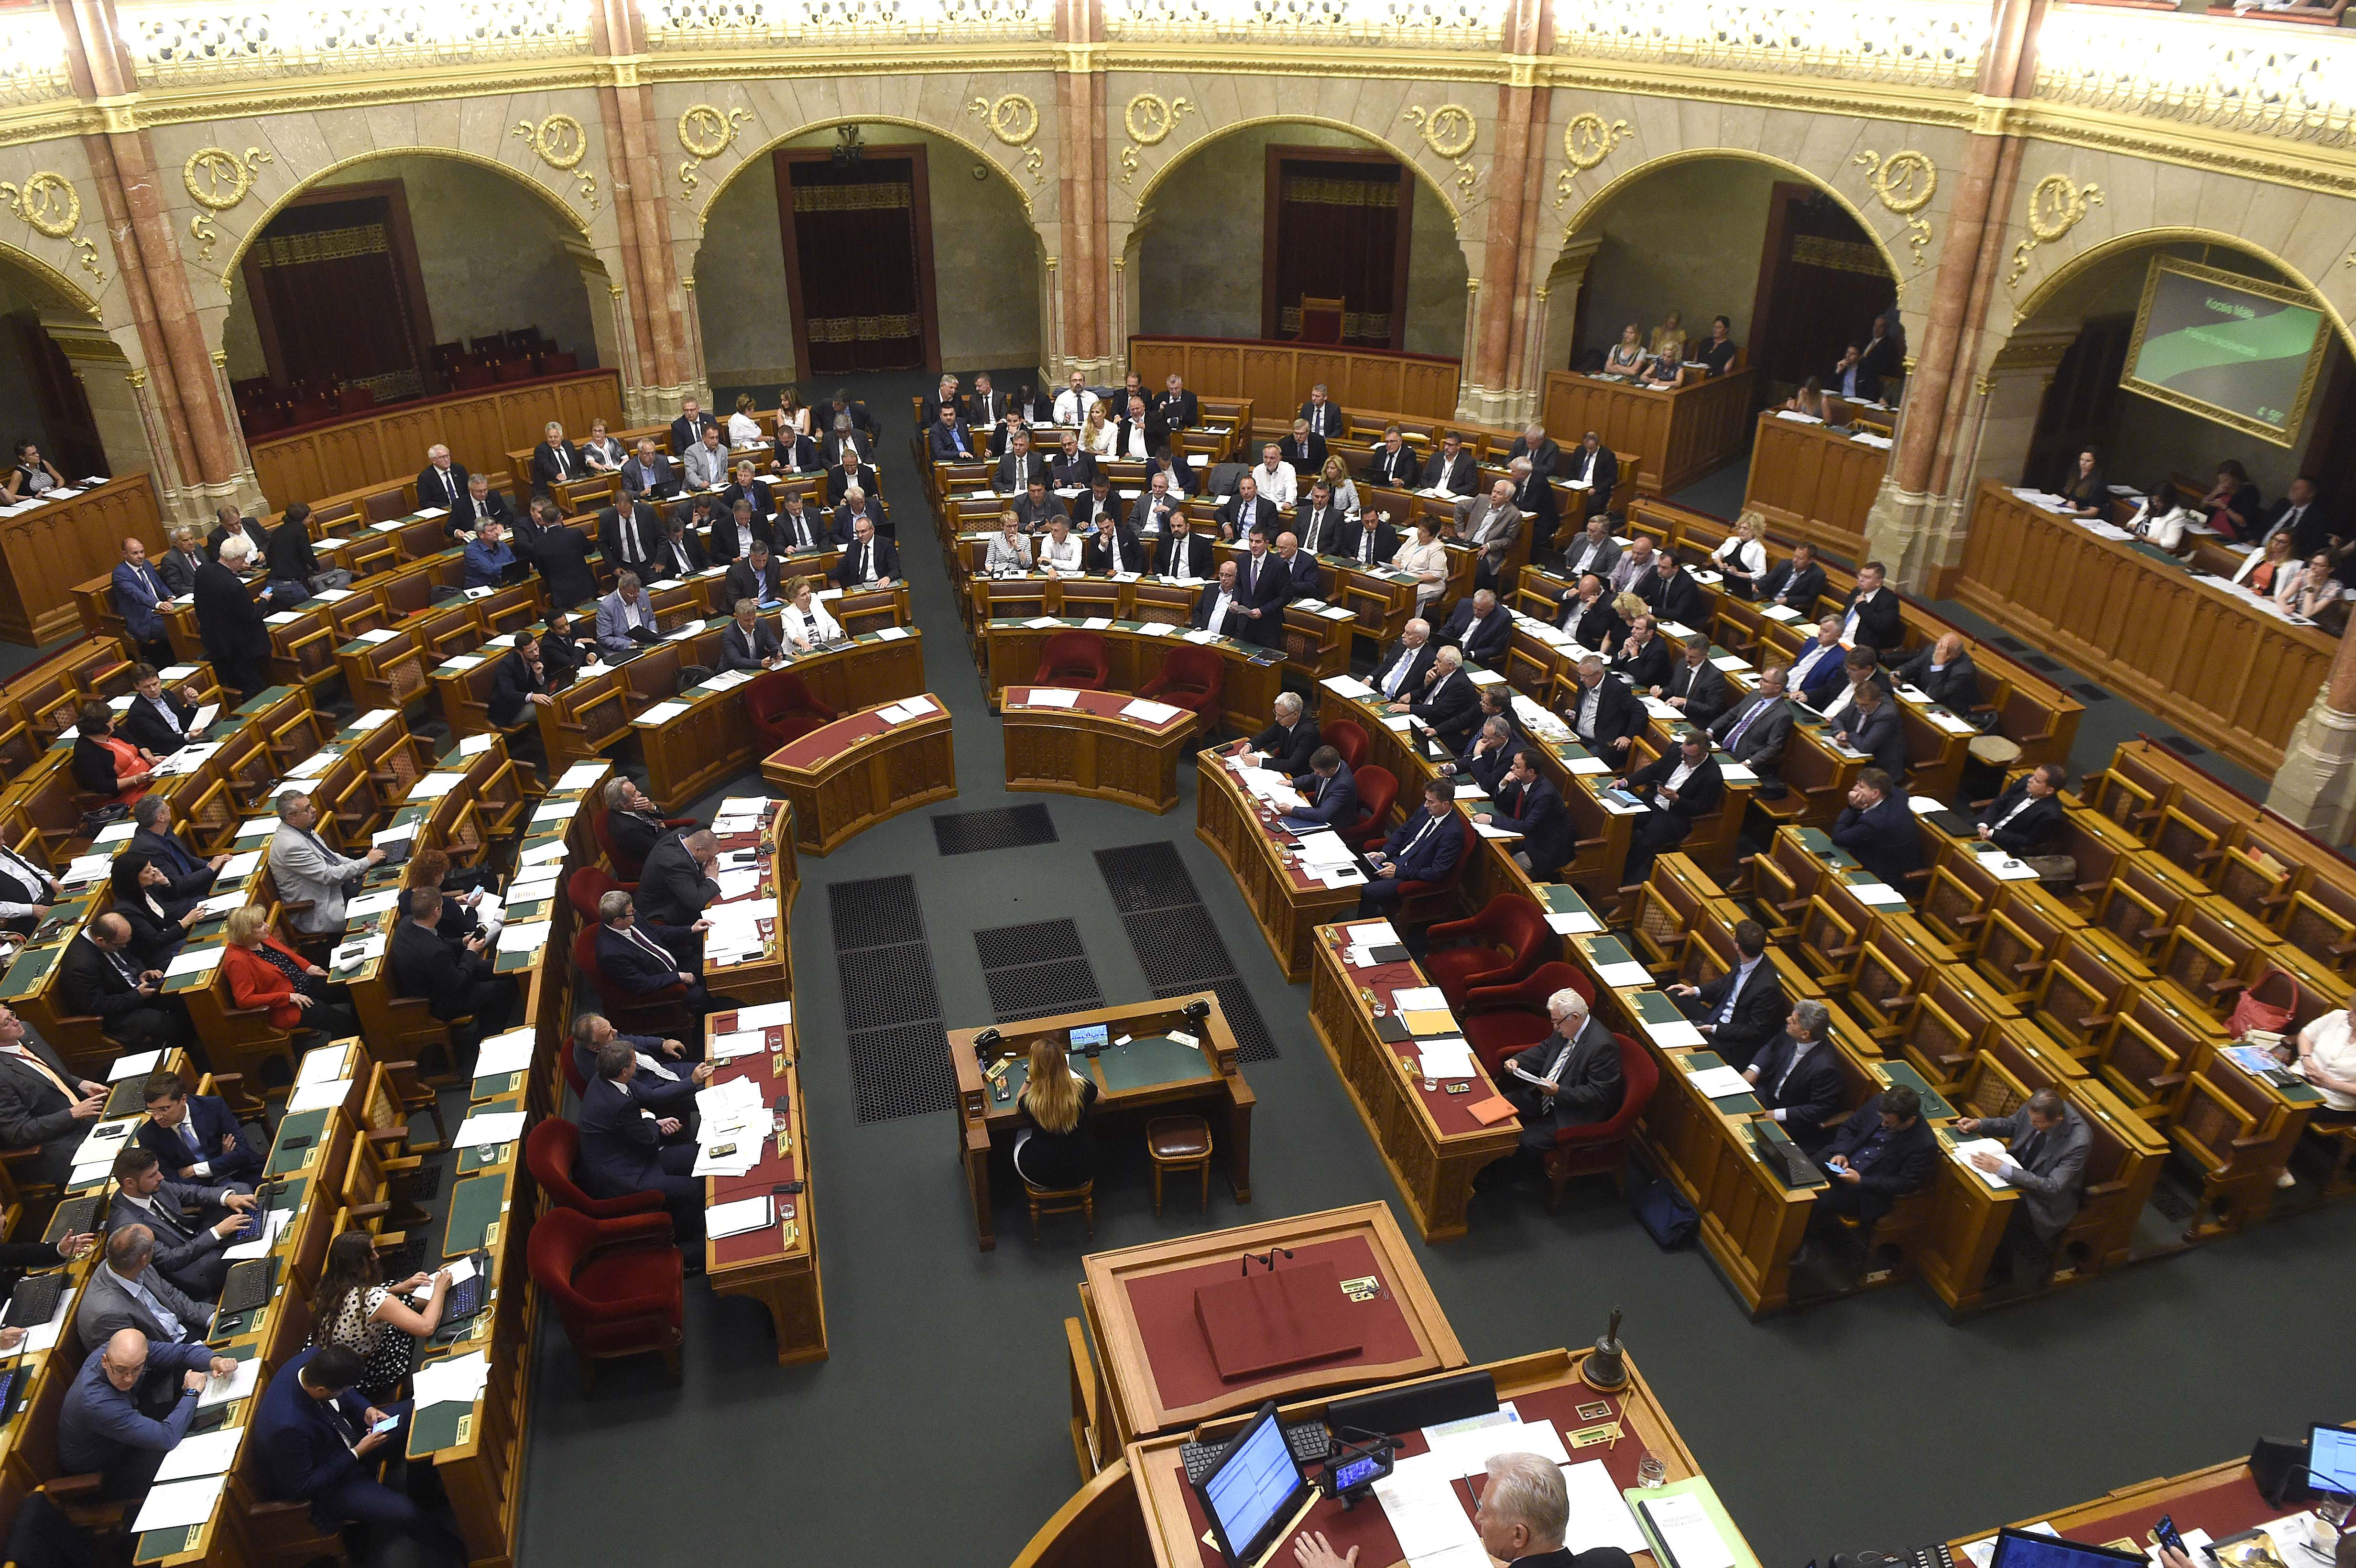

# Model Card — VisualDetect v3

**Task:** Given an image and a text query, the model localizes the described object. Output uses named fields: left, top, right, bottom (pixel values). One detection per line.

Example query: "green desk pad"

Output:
left=1629, top=990, right=1688, bottom=1028
left=265, top=1109, right=332, bottom=1176
left=1530, top=884, right=1602, bottom=926
left=1576, top=933, right=1639, bottom=969
left=1872, top=1059, right=1956, bottom=1121
left=234, top=685, right=297, bottom=717
left=1795, top=827, right=1834, bottom=854
left=1094, top=1034, right=1210, bottom=1094
left=443, top=1174, right=506, bottom=1257
left=1680, top=1049, right=1763, bottom=1114
left=407, top=1358, right=480, bottom=1457
left=1754, top=1118, right=1828, bottom=1188
left=470, top=1069, right=527, bottom=1103
left=457, top=1139, right=514, bottom=1174
left=491, top=941, right=540, bottom=975
left=0, top=945, right=62, bottom=1001
left=159, top=949, right=225, bottom=995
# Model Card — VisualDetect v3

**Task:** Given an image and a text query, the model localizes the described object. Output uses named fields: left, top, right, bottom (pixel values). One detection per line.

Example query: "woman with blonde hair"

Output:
left=779, top=573, right=844, bottom=651
left=1320, top=455, right=1361, bottom=519
left=1392, top=516, right=1451, bottom=614
left=1082, top=399, right=1116, bottom=457
left=1648, top=310, right=1686, bottom=364
left=1612, top=588, right=1650, bottom=625
left=1712, top=515, right=1768, bottom=599
left=1012, top=1035, right=1096, bottom=1189
left=727, top=393, right=764, bottom=449
left=1605, top=323, right=1647, bottom=374
left=220, top=904, right=360, bottom=1044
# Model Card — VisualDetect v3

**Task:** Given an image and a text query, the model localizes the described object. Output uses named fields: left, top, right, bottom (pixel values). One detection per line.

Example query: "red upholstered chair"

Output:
left=1296, top=296, right=1345, bottom=345
left=1320, top=720, right=1369, bottom=771
left=527, top=1206, right=685, bottom=1393
left=747, top=670, right=839, bottom=750
left=1348, top=764, right=1398, bottom=850
left=1136, top=643, right=1224, bottom=731
left=573, top=924, right=688, bottom=1034
left=1540, top=1033, right=1658, bottom=1211
left=1422, top=894, right=1553, bottom=1010
left=1462, top=961, right=1593, bottom=1075
left=567, top=866, right=634, bottom=924
left=1396, top=814, right=1477, bottom=926
left=1034, top=630, right=1110, bottom=689
left=525, top=1118, right=668, bottom=1220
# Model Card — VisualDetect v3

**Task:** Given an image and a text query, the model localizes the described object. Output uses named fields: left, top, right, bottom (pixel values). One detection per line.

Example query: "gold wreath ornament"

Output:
left=513, top=113, right=588, bottom=172
left=1405, top=103, right=1477, bottom=160
left=0, top=172, right=80, bottom=238
left=969, top=94, right=1040, bottom=148
left=183, top=147, right=272, bottom=213
left=1124, top=93, right=1191, bottom=147
left=1562, top=112, right=1629, bottom=173
left=677, top=105, right=749, bottom=161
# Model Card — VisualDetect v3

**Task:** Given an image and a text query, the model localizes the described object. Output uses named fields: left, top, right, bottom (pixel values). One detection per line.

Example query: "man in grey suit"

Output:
left=269, top=790, right=385, bottom=937
left=1956, top=1087, right=2090, bottom=1282
left=108, top=1144, right=256, bottom=1301
left=1560, top=513, right=1621, bottom=583
left=1708, top=664, right=1796, bottom=778
left=595, top=571, right=662, bottom=654
left=1452, top=478, right=1526, bottom=594
left=75, top=1225, right=214, bottom=1346
left=0, top=1004, right=106, bottom=1185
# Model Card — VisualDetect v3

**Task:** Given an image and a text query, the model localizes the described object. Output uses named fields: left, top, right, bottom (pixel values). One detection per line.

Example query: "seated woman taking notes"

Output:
left=1011, top=1036, right=1096, bottom=1190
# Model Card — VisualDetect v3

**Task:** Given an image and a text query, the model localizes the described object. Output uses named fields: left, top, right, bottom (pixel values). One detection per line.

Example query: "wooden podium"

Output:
left=760, top=695, right=957, bottom=853
left=1001, top=686, right=1194, bottom=814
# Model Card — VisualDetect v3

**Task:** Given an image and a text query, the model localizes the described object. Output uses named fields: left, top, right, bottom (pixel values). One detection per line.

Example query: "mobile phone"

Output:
left=774, top=1181, right=804, bottom=1195
left=772, top=1095, right=791, bottom=1113
left=371, top=1415, right=400, bottom=1436
left=2154, top=1517, right=2186, bottom=1557
left=709, top=1143, right=736, bottom=1160
left=280, top=1135, right=312, bottom=1152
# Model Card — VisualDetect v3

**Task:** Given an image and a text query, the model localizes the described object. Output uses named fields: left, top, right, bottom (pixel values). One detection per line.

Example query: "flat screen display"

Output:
left=1199, top=1405, right=1307, bottom=1563
left=2121, top=257, right=2328, bottom=446
left=2311, top=1424, right=2356, bottom=1498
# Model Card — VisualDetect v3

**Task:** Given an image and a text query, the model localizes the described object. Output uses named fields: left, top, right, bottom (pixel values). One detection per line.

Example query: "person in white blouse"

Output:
left=1250, top=443, right=1298, bottom=509
left=1082, top=402, right=1116, bottom=457
left=985, top=512, right=1033, bottom=575
left=580, top=419, right=625, bottom=472
left=1318, top=457, right=1362, bottom=519
left=727, top=394, right=764, bottom=450
left=2292, top=999, right=2356, bottom=1124
left=1036, top=515, right=1085, bottom=576
left=777, top=575, right=844, bottom=652
left=776, top=388, right=811, bottom=437
left=1712, top=515, right=1768, bottom=599
left=1053, top=370, right=1098, bottom=428
left=1392, top=518, right=1450, bottom=613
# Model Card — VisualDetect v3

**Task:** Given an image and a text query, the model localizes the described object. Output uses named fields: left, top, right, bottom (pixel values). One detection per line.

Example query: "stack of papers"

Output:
left=1417, top=1039, right=1478, bottom=1080
left=633, top=700, right=690, bottom=726
left=704, top=904, right=768, bottom=966
left=692, top=1076, right=769, bottom=1176
left=1121, top=698, right=1180, bottom=724
left=1372, top=1453, right=1484, bottom=1565
left=132, top=1474, right=228, bottom=1534
left=286, top=1076, right=353, bottom=1113
left=153, top=1426, right=243, bottom=1482
left=453, top=1111, right=526, bottom=1148
left=709, top=1029, right=768, bottom=1060
left=1321, top=675, right=1376, bottom=700
left=715, top=868, right=764, bottom=901
left=498, top=921, right=551, bottom=957
left=1020, top=687, right=1079, bottom=708
left=556, top=762, right=608, bottom=791
left=414, top=1351, right=490, bottom=1411
left=472, top=1029, right=537, bottom=1080
left=736, top=1001, right=793, bottom=1029
left=707, top=1193, right=774, bottom=1239
left=196, top=1357, right=262, bottom=1408
left=1947, top=1136, right=2014, bottom=1187
left=1685, top=1064, right=1752, bottom=1098
left=294, top=1048, right=349, bottom=1089
left=875, top=697, right=938, bottom=724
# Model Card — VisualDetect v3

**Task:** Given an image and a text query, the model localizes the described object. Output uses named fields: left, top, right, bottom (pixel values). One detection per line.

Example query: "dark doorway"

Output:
left=1262, top=148, right=1413, bottom=349
left=240, top=180, right=434, bottom=402
left=1748, top=183, right=1896, bottom=399
left=2024, top=313, right=2132, bottom=488
left=774, top=148, right=940, bottom=376
left=6, top=316, right=106, bottom=477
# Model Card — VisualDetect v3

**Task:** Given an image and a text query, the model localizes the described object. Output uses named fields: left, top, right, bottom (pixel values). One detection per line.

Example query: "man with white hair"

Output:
left=1296, top=1449, right=1620, bottom=1568
left=1228, top=691, right=1317, bottom=775
left=1494, top=986, right=1623, bottom=1160
left=270, top=789, right=386, bottom=936
left=415, top=442, right=467, bottom=511
left=193, top=532, right=274, bottom=696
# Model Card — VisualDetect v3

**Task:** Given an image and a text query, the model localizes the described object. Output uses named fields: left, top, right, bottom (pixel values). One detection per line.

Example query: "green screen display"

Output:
left=2123, top=258, right=2325, bottom=444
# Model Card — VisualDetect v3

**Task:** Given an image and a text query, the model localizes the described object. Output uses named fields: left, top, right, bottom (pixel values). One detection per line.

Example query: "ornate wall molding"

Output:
left=0, top=173, right=103, bottom=287
left=514, top=113, right=599, bottom=212
left=1404, top=102, right=1480, bottom=196
left=1553, top=110, right=1628, bottom=205
left=0, top=10, right=71, bottom=107
left=1852, top=147, right=1936, bottom=268
left=647, top=0, right=1052, bottom=47
left=676, top=103, right=750, bottom=196
left=1103, top=0, right=1500, bottom=50
left=2036, top=9, right=2356, bottom=149
left=1551, top=0, right=1987, bottom=89
left=969, top=93, right=1047, bottom=184
left=1118, top=91, right=1193, bottom=183
left=2006, top=172, right=2104, bottom=292
left=122, top=0, right=594, bottom=87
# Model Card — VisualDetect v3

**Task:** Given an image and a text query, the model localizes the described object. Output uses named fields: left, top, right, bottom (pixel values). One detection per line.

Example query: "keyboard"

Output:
left=2, top=1273, right=65, bottom=1329
left=43, top=1195, right=100, bottom=1248
left=1181, top=1420, right=1331, bottom=1486
left=445, top=1272, right=484, bottom=1322
left=1909, top=1545, right=1958, bottom=1568
left=217, top=1256, right=276, bottom=1317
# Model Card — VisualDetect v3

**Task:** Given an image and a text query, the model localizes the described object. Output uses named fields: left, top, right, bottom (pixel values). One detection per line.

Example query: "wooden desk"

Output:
left=1075, top=1203, right=1463, bottom=1452
left=1193, top=752, right=1363, bottom=982
left=1125, top=1346, right=1745, bottom=1568
left=0, top=476, right=166, bottom=645
left=1952, top=479, right=2330, bottom=773
left=949, top=995, right=1255, bottom=1252
left=1128, top=337, right=1462, bottom=424
left=1950, top=1452, right=2325, bottom=1561
left=1740, top=410, right=1891, bottom=563
left=1001, top=686, right=1194, bottom=814
left=982, top=615, right=1288, bottom=741
left=703, top=1009, right=829, bottom=1364
left=759, top=696, right=956, bottom=853
left=1305, top=924, right=1522, bottom=1242
left=1541, top=368, right=1759, bottom=499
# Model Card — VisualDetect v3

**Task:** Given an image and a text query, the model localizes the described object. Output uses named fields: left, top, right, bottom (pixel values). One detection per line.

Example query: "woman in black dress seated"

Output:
left=1011, top=1036, right=1096, bottom=1191
left=108, top=850, right=200, bottom=968
left=2060, top=446, right=2107, bottom=518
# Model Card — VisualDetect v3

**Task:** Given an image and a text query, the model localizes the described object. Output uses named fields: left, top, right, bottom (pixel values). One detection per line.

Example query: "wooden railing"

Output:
left=0, top=474, right=165, bottom=645
left=1128, top=336, right=1461, bottom=424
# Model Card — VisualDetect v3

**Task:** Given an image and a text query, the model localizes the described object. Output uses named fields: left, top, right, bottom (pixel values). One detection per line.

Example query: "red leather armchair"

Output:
left=1320, top=720, right=1370, bottom=770
left=1395, top=814, right=1476, bottom=926
left=1136, top=643, right=1224, bottom=731
left=1462, top=961, right=1593, bottom=1075
left=1347, top=764, right=1397, bottom=850
left=1539, top=1033, right=1658, bottom=1211
left=746, top=670, right=839, bottom=751
left=573, top=923, right=688, bottom=1034
left=1034, top=630, right=1110, bottom=689
left=526, top=1117, right=669, bottom=1220
left=527, top=1206, right=685, bottom=1393
left=567, top=865, right=634, bottom=924
left=1422, top=894, right=1552, bottom=1010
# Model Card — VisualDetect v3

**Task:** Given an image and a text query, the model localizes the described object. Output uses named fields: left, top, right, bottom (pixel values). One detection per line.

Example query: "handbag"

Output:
left=2226, top=967, right=2300, bottom=1039
left=1629, top=1168, right=1698, bottom=1249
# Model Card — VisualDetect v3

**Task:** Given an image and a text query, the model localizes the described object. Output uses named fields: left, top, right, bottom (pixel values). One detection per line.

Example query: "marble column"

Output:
left=1054, top=0, right=1111, bottom=380
left=2270, top=635, right=2356, bottom=844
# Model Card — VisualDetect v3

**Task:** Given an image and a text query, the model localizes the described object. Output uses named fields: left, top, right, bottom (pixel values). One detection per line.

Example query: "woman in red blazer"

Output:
left=220, top=905, right=360, bottom=1040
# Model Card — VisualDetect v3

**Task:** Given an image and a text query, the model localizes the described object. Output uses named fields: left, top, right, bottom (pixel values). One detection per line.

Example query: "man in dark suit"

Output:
left=1561, top=514, right=1621, bottom=583
left=1709, top=665, right=1796, bottom=777
left=1153, top=373, right=1199, bottom=430
left=1840, top=560, right=1903, bottom=655
left=415, top=446, right=469, bottom=512
left=1831, top=769, right=1920, bottom=890
left=1368, top=619, right=1436, bottom=704
left=1439, top=589, right=1511, bottom=667
left=1418, top=431, right=1479, bottom=497
left=1445, top=714, right=1517, bottom=796
left=73, top=1227, right=211, bottom=1346
left=1084, top=519, right=1147, bottom=576
left=0, top=1004, right=105, bottom=1185
left=530, top=512, right=600, bottom=610
left=825, top=388, right=877, bottom=439
left=1832, top=679, right=1905, bottom=781
left=595, top=890, right=727, bottom=1023
left=770, top=490, right=829, bottom=556
left=1292, top=483, right=1350, bottom=557
left=1954, top=1087, right=2093, bottom=1281
left=1896, top=632, right=1979, bottom=709
left=2253, top=477, right=2345, bottom=566
left=1745, top=1001, right=1845, bottom=1151
left=600, top=778, right=677, bottom=872
left=637, top=828, right=721, bottom=929
left=487, top=635, right=553, bottom=729
left=446, top=473, right=512, bottom=540
left=530, top=422, right=585, bottom=497
left=126, top=798, right=220, bottom=904
left=1048, top=432, right=1096, bottom=492
left=597, top=496, right=662, bottom=579
left=645, top=517, right=709, bottom=583
left=63, top=915, right=191, bottom=1055
left=111, top=537, right=176, bottom=662
left=1564, top=655, right=1641, bottom=761
left=723, top=540, right=786, bottom=607
left=1219, top=474, right=1278, bottom=543
left=1494, top=989, right=1623, bottom=1157
left=705, top=497, right=773, bottom=567
left=106, top=1144, right=253, bottom=1300
left=773, top=425, right=822, bottom=475
left=1505, top=422, right=1561, bottom=488
left=1453, top=478, right=1525, bottom=593
left=204, top=507, right=262, bottom=566
left=1153, top=513, right=1214, bottom=580
left=1977, top=762, right=2069, bottom=857
left=1363, top=427, right=1419, bottom=490
left=1282, top=748, right=1359, bottom=832
left=1228, top=692, right=1318, bottom=776
left=1506, top=454, right=1560, bottom=553
left=1477, top=748, right=1572, bottom=879
left=388, top=888, right=516, bottom=1041
left=1273, top=531, right=1322, bottom=599
left=622, top=438, right=681, bottom=502
left=1662, top=634, right=1729, bottom=726
left=1666, top=919, right=1787, bottom=1069
left=137, top=1069, right=262, bottom=1184
left=668, top=398, right=718, bottom=456
left=1828, top=341, right=1881, bottom=404
left=194, top=543, right=271, bottom=696
left=919, top=373, right=963, bottom=428
left=1560, top=430, right=1620, bottom=532
left=719, top=462, right=776, bottom=522
left=718, top=599, right=782, bottom=674
left=577, top=1039, right=710, bottom=1242
left=1617, top=730, right=1724, bottom=884
left=993, top=431, right=1050, bottom=494
left=1788, top=616, right=1853, bottom=707
left=1648, top=555, right=1708, bottom=628
left=1812, top=1085, right=1936, bottom=1233
left=120, top=671, right=203, bottom=761
left=1073, top=475, right=1123, bottom=535
left=1758, top=542, right=1827, bottom=613
left=967, top=373, right=1008, bottom=432
left=927, top=404, right=979, bottom=463
left=1336, top=510, right=1400, bottom=571
left=1232, top=533, right=1290, bottom=647
left=253, top=1345, right=469, bottom=1559
left=1356, top=780, right=1465, bottom=918
left=1278, top=420, right=1326, bottom=477
left=1298, top=385, right=1342, bottom=440
left=831, top=516, right=899, bottom=589
left=1012, top=477, right=1067, bottom=534
left=1190, top=562, right=1250, bottom=640
left=1401, top=646, right=1484, bottom=751
left=1559, top=574, right=1625, bottom=651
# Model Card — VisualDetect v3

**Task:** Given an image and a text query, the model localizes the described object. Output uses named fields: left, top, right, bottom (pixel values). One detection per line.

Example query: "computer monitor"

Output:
left=1068, top=1023, right=1109, bottom=1056
left=2310, top=1424, right=2356, bottom=1499
left=1989, top=1527, right=2148, bottom=1568
left=1193, top=1401, right=1310, bottom=1567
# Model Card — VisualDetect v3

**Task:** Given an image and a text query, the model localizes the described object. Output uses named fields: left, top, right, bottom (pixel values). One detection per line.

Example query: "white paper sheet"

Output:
left=107, top=1048, right=164, bottom=1082
left=1947, top=1136, right=2016, bottom=1187
left=472, top=1029, right=537, bottom=1078
left=453, top=1111, right=526, bottom=1147
left=1593, top=960, right=1653, bottom=989
left=1560, top=1459, right=1648, bottom=1555
left=733, top=1001, right=794, bottom=1029
left=1546, top=911, right=1603, bottom=936
left=153, top=1426, right=245, bottom=1483
left=131, top=1474, right=228, bottom=1532
left=1019, top=687, right=1080, bottom=708
left=1685, top=1065, right=1753, bottom=1099
left=164, top=945, right=224, bottom=977
left=499, top=920, right=551, bottom=955
left=1644, top=1018, right=1706, bottom=1049
left=1639, top=1492, right=1734, bottom=1568
left=1373, top=1452, right=1483, bottom=1561
left=1390, top=986, right=1448, bottom=1011
left=294, top=1045, right=350, bottom=1087
left=706, top=1194, right=774, bottom=1238
left=196, top=1356, right=261, bottom=1409
left=709, top=1029, right=768, bottom=1059
left=633, top=700, right=690, bottom=725
left=556, top=762, right=607, bottom=790
left=284, top=1078, right=351, bottom=1114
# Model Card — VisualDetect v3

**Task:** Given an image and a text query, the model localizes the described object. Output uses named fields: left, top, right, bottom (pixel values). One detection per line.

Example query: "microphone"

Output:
left=1238, top=1247, right=1295, bottom=1275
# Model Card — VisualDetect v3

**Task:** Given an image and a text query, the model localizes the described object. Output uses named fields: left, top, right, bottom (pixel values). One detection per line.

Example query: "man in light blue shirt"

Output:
left=461, top=519, right=517, bottom=589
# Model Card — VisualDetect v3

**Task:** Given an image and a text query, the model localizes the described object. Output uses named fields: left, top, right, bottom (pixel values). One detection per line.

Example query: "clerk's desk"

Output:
left=982, top=617, right=1287, bottom=738
left=689, top=797, right=796, bottom=1008
left=951, top=996, right=1256, bottom=1252
left=1069, top=1204, right=1462, bottom=1459
left=1003, top=685, right=1194, bottom=814
left=1948, top=1448, right=2347, bottom=1565
left=760, top=694, right=955, bottom=852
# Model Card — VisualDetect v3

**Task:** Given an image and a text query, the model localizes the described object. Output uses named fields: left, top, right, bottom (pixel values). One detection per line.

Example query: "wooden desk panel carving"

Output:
left=1740, top=412, right=1888, bottom=562
left=1128, top=337, right=1462, bottom=424
left=1541, top=368, right=1758, bottom=499
left=0, top=476, right=165, bottom=645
